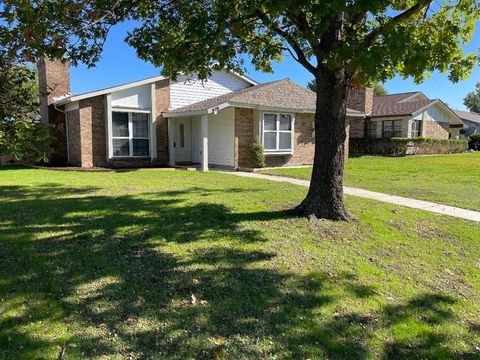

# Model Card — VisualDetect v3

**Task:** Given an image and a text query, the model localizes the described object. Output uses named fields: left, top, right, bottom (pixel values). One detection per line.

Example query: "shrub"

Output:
left=250, top=138, right=265, bottom=168
left=468, top=133, right=480, bottom=151
left=349, top=137, right=468, bottom=155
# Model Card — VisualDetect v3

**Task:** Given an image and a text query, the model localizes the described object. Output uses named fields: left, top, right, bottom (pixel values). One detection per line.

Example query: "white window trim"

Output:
left=111, top=111, right=150, bottom=158
left=261, top=112, right=295, bottom=155
left=410, top=119, right=422, bottom=138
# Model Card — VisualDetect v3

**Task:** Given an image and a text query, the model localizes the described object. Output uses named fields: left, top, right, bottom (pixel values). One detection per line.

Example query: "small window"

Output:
left=411, top=120, right=422, bottom=138
left=263, top=113, right=293, bottom=152
left=112, top=112, right=150, bottom=157
left=382, top=120, right=402, bottom=138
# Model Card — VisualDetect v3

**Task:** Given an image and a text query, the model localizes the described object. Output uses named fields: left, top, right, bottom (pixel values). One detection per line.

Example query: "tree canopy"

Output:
left=464, top=82, right=480, bottom=113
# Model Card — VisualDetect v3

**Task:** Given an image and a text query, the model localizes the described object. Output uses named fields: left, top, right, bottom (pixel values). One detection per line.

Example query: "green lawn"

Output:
left=1, top=166, right=480, bottom=359
left=260, top=152, right=480, bottom=211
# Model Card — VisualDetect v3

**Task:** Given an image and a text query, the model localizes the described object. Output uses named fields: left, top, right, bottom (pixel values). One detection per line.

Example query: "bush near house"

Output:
left=250, top=138, right=265, bottom=168
left=350, top=137, right=468, bottom=156
left=468, top=134, right=480, bottom=151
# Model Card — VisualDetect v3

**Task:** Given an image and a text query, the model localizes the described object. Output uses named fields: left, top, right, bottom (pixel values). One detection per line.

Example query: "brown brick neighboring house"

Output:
left=348, top=90, right=464, bottom=139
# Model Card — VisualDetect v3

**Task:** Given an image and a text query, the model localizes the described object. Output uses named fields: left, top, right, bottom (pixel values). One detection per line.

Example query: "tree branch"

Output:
left=254, top=10, right=316, bottom=74
left=364, top=0, right=433, bottom=47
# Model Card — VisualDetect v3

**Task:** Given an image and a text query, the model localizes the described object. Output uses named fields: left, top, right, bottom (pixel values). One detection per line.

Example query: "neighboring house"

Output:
left=454, top=110, right=480, bottom=137
left=349, top=91, right=465, bottom=139
left=38, top=58, right=364, bottom=169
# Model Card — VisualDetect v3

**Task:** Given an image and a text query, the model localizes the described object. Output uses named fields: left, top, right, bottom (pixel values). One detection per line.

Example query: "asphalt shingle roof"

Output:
left=370, top=92, right=436, bottom=117
left=454, top=110, right=480, bottom=124
left=169, top=79, right=318, bottom=113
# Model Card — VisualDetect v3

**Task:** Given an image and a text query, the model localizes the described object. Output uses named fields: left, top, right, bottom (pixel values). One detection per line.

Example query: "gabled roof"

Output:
left=454, top=110, right=480, bottom=124
left=370, top=92, right=461, bottom=125
left=53, top=71, right=258, bottom=106
left=165, top=79, right=363, bottom=117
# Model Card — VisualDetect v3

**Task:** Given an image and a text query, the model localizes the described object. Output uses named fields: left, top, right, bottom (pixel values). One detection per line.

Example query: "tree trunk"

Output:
left=296, top=65, right=352, bottom=221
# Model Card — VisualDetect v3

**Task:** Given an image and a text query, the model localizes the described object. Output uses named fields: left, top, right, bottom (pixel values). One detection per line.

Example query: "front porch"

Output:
left=166, top=107, right=237, bottom=171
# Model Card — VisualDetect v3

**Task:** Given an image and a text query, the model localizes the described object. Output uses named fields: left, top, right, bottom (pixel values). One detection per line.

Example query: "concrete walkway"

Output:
left=219, top=171, right=480, bottom=223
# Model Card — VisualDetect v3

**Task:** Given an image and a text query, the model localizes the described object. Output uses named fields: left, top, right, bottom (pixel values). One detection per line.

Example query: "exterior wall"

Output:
left=66, top=108, right=81, bottom=165
left=170, top=70, right=252, bottom=109
left=413, top=105, right=450, bottom=139
left=234, top=108, right=326, bottom=168
left=208, top=108, right=235, bottom=167
left=66, top=95, right=106, bottom=167
left=155, top=79, right=170, bottom=164
left=111, top=84, right=151, bottom=109
left=234, top=108, right=255, bottom=168
left=423, top=120, right=449, bottom=139
left=347, top=88, right=373, bottom=138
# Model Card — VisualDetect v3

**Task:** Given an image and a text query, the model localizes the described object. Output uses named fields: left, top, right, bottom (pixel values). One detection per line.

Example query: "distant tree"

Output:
left=307, top=79, right=388, bottom=96
left=0, top=52, right=52, bottom=162
left=464, top=82, right=480, bottom=113
left=2, top=0, right=479, bottom=220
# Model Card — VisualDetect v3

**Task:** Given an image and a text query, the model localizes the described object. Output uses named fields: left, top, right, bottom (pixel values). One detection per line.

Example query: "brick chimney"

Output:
left=347, top=87, right=373, bottom=138
left=37, top=57, right=70, bottom=164
left=37, top=57, right=71, bottom=124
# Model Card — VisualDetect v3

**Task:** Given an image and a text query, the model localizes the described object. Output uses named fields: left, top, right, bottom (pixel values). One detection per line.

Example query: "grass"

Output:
left=1, top=165, right=480, bottom=359
left=260, top=152, right=480, bottom=211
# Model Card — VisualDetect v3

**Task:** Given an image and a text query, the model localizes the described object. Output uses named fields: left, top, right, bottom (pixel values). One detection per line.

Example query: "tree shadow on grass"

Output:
left=0, top=182, right=478, bottom=359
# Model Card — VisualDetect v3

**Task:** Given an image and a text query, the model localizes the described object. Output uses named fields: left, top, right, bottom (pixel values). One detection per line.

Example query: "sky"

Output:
left=71, top=20, right=480, bottom=111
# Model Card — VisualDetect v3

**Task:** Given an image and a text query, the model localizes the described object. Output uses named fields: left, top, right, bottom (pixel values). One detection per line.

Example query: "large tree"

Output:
left=2, top=1, right=479, bottom=219
left=464, top=82, right=480, bottom=113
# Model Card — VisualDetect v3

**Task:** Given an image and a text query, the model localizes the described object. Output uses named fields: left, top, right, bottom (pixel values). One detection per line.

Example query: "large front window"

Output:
left=263, top=113, right=293, bottom=152
left=112, top=112, right=149, bottom=157
left=382, top=120, right=402, bottom=138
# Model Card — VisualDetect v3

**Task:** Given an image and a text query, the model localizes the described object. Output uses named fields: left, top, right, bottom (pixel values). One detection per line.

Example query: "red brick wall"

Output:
left=66, top=108, right=81, bottom=166
left=347, top=88, right=373, bottom=139
left=423, top=121, right=449, bottom=139
left=66, top=96, right=106, bottom=167
left=155, top=79, right=170, bottom=165
left=234, top=108, right=255, bottom=168
left=37, top=58, right=71, bottom=165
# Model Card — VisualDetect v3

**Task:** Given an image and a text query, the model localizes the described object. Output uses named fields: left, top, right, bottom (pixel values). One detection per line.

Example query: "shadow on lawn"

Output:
left=0, top=182, right=477, bottom=359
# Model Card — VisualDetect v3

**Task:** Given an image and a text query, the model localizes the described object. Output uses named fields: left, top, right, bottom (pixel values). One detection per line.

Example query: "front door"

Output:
left=174, top=118, right=192, bottom=163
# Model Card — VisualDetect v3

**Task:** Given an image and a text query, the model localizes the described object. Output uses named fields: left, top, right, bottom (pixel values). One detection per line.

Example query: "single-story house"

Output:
left=349, top=91, right=465, bottom=139
left=454, top=110, right=480, bottom=137
left=38, top=58, right=364, bottom=169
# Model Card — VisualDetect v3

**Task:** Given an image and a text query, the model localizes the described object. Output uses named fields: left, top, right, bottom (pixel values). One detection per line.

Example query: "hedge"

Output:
left=469, top=134, right=480, bottom=151
left=349, top=137, right=468, bottom=155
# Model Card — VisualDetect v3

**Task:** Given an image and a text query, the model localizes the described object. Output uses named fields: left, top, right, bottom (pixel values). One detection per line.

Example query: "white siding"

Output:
left=111, top=84, right=151, bottom=109
left=208, top=108, right=235, bottom=166
left=413, top=104, right=451, bottom=123
left=170, top=70, right=252, bottom=110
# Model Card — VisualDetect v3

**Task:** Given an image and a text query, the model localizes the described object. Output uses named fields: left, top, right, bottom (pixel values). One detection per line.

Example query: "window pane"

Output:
left=279, top=132, right=291, bottom=150
left=264, top=114, right=277, bottom=130
left=264, top=132, right=276, bottom=150
left=133, top=139, right=149, bottom=156
left=113, top=138, right=129, bottom=156
left=132, top=113, right=149, bottom=138
left=279, top=115, right=292, bottom=130
left=112, top=112, right=129, bottom=137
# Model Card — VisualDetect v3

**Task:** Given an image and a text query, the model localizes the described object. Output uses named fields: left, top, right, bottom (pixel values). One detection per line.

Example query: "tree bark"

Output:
left=296, top=65, right=352, bottom=221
